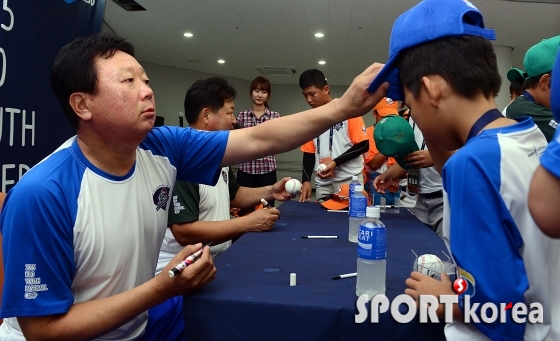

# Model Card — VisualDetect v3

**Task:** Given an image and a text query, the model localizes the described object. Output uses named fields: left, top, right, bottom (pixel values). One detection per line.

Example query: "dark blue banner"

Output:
left=0, top=0, right=105, bottom=192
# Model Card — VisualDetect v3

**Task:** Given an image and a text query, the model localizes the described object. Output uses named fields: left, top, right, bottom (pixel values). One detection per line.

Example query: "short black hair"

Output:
left=299, top=69, right=328, bottom=90
left=184, top=76, right=237, bottom=125
left=523, top=72, right=552, bottom=91
left=396, top=36, right=501, bottom=100
left=50, top=33, right=135, bottom=128
left=510, top=78, right=523, bottom=97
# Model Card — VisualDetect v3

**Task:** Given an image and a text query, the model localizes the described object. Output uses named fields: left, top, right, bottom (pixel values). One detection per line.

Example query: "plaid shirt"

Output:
left=236, top=107, right=280, bottom=174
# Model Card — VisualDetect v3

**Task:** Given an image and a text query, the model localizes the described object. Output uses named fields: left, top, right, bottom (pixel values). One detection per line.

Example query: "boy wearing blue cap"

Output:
left=370, top=0, right=560, bottom=340
left=506, top=35, right=560, bottom=142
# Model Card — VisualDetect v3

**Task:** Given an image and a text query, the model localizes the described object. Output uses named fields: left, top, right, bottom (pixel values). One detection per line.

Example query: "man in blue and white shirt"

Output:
left=0, top=33, right=388, bottom=340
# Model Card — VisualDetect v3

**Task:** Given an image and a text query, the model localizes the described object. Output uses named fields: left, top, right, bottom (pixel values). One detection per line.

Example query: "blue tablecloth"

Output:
left=183, top=200, right=447, bottom=340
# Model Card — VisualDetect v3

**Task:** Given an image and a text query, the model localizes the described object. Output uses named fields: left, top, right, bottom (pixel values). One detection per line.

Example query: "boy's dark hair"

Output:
left=299, top=69, right=328, bottom=90
left=184, top=76, right=237, bottom=125
left=396, top=36, right=501, bottom=100
left=50, top=33, right=135, bottom=128
left=523, top=72, right=552, bottom=91
left=510, top=79, right=523, bottom=97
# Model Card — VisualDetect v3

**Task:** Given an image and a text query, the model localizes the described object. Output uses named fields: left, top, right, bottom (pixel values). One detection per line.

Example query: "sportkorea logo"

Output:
left=222, top=170, right=228, bottom=184
left=152, top=185, right=170, bottom=211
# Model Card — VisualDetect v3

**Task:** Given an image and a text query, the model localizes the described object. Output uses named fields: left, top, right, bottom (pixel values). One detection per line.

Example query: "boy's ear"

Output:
left=538, top=74, right=551, bottom=90
left=420, top=76, right=442, bottom=107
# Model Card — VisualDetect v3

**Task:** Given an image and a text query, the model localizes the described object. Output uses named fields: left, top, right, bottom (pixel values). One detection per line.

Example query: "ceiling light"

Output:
left=318, top=60, right=326, bottom=65
left=184, top=32, right=193, bottom=37
left=315, top=33, right=324, bottom=38
left=218, top=59, right=225, bottom=64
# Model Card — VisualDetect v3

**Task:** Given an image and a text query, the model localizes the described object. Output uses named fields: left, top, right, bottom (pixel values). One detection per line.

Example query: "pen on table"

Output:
left=261, top=198, right=280, bottom=219
left=168, top=242, right=212, bottom=278
left=301, top=236, right=339, bottom=239
left=332, top=272, right=357, bottom=280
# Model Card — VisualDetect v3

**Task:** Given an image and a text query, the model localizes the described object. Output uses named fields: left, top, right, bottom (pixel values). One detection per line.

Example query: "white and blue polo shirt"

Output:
left=441, top=118, right=560, bottom=341
left=0, top=126, right=228, bottom=340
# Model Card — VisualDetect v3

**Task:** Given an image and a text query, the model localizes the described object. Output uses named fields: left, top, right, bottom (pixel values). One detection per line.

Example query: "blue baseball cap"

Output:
left=368, top=0, right=496, bottom=101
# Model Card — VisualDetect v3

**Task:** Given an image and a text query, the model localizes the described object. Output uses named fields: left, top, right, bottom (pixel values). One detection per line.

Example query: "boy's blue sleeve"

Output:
left=540, top=129, right=560, bottom=178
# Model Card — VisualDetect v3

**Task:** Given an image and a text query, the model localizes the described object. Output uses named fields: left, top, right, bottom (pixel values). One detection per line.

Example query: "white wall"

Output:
left=141, top=61, right=376, bottom=182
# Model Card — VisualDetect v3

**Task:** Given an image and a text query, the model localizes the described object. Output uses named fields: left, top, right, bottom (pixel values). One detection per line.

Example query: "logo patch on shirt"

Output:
left=222, top=170, right=228, bottom=184
left=152, top=185, right=170, bottom=211
left=457, top=267, right=476, bottom=298
left=333, top=122, right=343, bottom=131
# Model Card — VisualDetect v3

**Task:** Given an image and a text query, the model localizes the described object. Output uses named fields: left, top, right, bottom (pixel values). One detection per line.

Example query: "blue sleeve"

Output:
left=442, top=138, right=528, bottom=341
left=0, top=156, right=79, bottom=318
left=540, top=129, right=560, bottom=178
left=141, top=126, right=229, bottom=186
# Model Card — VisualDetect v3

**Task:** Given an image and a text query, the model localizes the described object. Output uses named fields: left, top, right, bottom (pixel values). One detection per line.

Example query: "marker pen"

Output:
left=301, top=236, right=339, bottom=239
left=332, top=272, right=357, bottom=280
left=168, top=243, right=211, bottom=278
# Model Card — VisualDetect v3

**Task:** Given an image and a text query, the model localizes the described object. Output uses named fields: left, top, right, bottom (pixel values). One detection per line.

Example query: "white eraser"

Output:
left=290, top=273, right=296, bottom=286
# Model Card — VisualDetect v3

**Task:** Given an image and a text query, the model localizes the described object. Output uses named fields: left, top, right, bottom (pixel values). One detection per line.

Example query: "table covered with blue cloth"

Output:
left=183, top=200, right=447, bottom=340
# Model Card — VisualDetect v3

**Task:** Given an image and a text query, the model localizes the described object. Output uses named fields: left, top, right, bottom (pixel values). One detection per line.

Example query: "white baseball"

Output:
left=316, top=164, right=327, bottom=173
left=413, top=254, right=444, bottom=280
left=285, top=179, right=302, bottom=196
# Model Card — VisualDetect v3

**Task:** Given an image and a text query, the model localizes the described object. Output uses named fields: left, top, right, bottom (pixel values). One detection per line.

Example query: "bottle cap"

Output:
left=354, top=185, right=364, bottom=192
left=366, top=206, right=380, bottom=218
left=352, top=175, right=358, bottom=181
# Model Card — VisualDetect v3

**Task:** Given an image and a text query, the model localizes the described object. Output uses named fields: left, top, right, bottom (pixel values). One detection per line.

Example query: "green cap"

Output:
left=373, top=115, right=419, bottom=170
left=524, top=35, right=560, bottom=78
left=506, top=67, right=527, bottom=83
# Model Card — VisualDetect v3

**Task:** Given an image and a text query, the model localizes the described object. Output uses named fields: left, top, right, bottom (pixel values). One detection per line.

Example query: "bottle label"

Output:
left=349, top=183, right=356, bottom=216
left=357, top=224, right=386, bottom=260
left=349, top=197, right=367, bottom=218
left=349, top=183, right=356, bottom=197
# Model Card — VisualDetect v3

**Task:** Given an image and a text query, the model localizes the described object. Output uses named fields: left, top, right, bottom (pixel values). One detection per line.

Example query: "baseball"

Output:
left=316, top=164, right=327, bottom=173
left=413, top=254, right=444, bottom=280
left=285, top=179, right=302, bottom=196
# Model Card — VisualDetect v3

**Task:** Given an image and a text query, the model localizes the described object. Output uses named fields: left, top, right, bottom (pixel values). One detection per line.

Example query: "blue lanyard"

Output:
left=316, top=127, right=334, bottom=156
left=522, top=91, right=536, bottom=103
left=466, top=109, right=503, bottom=142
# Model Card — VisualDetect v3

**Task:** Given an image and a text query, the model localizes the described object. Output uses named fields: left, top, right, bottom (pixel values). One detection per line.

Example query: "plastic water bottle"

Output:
left=356, top=206, right=386, bottom=299
left=348, top=175, right=361, bottom=216
left=349, top=185, right=367, bottom=243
